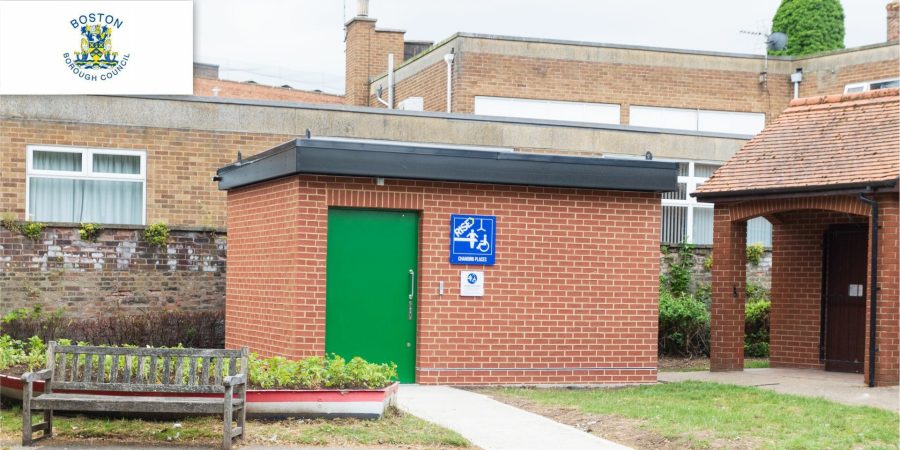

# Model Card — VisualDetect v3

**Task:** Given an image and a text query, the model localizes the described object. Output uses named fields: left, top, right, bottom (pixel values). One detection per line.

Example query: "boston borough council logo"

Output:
left=63, top=13, right=130, bottom=81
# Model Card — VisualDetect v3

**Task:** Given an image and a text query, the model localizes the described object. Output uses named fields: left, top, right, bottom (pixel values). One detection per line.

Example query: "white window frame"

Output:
left=660, top=160, right=717, bottom=245
left=844, top=78, right=900, bottom=94
left=603, top=154, right=719, bottom=244
left=25, top=145, right=147, bottom=225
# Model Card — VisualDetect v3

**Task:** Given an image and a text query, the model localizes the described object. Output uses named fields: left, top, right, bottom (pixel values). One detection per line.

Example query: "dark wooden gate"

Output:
left=821, top=224, right=868, bottom=373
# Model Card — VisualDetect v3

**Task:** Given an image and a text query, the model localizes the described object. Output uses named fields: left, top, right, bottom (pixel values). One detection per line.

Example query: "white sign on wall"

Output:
left=460, top=271, right=484, bottom=297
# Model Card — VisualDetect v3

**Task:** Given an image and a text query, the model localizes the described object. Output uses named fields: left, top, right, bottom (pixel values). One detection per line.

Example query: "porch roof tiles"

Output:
left=695, top=88, right=899, bottom=200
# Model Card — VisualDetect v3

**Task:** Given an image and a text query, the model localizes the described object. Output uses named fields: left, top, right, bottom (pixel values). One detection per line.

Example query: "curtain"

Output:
left=29, top=152, right=143, bottom=225
left=692, top=207, right=713, bottom=245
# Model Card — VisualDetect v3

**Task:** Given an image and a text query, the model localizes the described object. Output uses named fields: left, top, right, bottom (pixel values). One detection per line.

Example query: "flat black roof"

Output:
left=216, top=137, right=677, bottom=193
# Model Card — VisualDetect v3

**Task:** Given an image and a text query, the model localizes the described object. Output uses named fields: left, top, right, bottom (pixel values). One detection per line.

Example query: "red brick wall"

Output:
left=769, top=211, right=866, bottom=369
left=345, top=19, right=405, bottom=106
left=865, top=193, right=899, bottom=386
left=193, top=78, right=343, bottom=104
left=711, top=194, right=900, bottom=386
left=226, top=175, right=661, bottom=384
left=710, top=206, right=747, bottom=371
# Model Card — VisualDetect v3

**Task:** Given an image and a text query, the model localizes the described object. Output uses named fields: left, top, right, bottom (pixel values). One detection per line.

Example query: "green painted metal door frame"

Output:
left=325, top=208, right=419, bottom=383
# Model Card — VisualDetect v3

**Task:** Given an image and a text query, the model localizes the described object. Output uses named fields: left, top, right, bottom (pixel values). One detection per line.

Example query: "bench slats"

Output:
left=201, top=357, right=210, bottom=385
left=162, top=356, right=171, bottom=385
left=32, top=393, right=239, bottom=414
left=48, top=381, right=227, bottom=394
left=189, top=357, right=197, bottom=386
left=174, top=357, right=184, bottom=385
left=214, top=357, right=223, bottom=385
left=53, top=345, right=243, bottom=357
left=82, top=354, right=92, bottom=383
left=124, top=355, right=133, bottom=383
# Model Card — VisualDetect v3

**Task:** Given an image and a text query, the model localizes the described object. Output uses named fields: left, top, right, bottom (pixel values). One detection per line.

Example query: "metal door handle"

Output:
left=408, top=269, right=415, bottom=320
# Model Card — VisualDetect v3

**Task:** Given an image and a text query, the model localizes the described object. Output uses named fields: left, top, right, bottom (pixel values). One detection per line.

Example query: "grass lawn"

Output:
left=0, top=405, right=471, bottom=449
left=485, top=381, right=899, bottom=449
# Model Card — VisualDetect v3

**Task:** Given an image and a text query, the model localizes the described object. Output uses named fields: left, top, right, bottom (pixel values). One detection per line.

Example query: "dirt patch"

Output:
left=659, top=357, right=710, bottom=371
left=482, top=391, right=763, bottom=450
left=481, top=391, right=685, bottom=449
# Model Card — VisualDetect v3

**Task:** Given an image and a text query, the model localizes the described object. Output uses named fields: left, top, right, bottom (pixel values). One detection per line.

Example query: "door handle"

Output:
left=408, top=269, right=415, bottom=320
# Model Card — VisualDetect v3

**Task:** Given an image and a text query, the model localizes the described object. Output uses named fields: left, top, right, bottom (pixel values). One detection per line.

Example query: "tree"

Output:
left=770, top=0, right=845, bottom=56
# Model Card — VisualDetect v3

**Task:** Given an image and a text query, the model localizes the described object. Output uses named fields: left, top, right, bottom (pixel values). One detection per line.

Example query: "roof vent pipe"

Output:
left=791, top=69, right=803, bottom=99
left=444, top=50, right=454, bottom=113
left=357, top=0, right=369, bottom=17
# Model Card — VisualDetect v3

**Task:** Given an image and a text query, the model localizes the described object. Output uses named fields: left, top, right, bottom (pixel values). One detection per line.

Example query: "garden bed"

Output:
left=0, top=374, right=398, bottom=419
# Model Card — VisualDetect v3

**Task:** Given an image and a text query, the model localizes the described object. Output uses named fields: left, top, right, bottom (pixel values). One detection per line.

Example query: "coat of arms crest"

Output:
left=75, top=24, right=118, bottom=69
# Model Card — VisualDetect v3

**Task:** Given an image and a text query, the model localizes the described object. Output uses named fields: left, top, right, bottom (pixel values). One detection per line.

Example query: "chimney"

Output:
left=888, top=1, right=899, bottom=42
left=344, top=0, right=406, bottom=106
left=357, top=0, right=369, bottom=17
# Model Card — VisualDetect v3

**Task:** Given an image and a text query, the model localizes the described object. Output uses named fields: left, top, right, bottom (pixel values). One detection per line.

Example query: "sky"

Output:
left=194, top=0, right=893, bottom=94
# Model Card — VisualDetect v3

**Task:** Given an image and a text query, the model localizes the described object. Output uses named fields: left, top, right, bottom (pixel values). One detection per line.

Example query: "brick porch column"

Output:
left=710, top=205, right=747, bottom=371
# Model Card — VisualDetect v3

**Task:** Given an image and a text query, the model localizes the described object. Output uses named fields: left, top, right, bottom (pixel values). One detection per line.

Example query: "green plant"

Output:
left=662, top=242, right=695, bottom=296
left=143, top=222, right=170, bottom=247
left=770, top=0, right=845, bottom=57
left=20, top=222, right=45, bottom=240
left=0, top=212, right=18, bottom=233
left=658, top=292, right=710, bottom=357
left=702, top=255, right=713, bottom=272
left=746, top=282, right=770, bottom=303
left=78, top=222, right=103, bottom=241
left=746, top=242, right=765, bottom=266
left=745, top=298, right=771, bottom=357
left=247, top=353, right=397, bottom=390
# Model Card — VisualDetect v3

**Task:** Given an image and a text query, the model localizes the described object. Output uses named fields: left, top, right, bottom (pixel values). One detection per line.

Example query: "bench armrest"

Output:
left=223, top=374, right=246, bottom=387
left=22, top=369, right=52, bottom=382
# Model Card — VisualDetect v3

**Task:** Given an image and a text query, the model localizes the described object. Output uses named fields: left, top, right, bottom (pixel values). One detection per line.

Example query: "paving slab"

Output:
left=659, top=368, right=899, bottom=412
left=396, top=385, right=630, bottom=450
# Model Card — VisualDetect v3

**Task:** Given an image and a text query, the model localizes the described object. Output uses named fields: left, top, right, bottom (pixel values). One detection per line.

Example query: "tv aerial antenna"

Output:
left=740, top=30, right=787, bottom=86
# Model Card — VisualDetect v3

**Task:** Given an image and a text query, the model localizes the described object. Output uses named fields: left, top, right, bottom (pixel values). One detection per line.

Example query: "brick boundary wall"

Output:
left=0, top=224, right=226, bottom=318
left=226, top=175, right=661, bottom=384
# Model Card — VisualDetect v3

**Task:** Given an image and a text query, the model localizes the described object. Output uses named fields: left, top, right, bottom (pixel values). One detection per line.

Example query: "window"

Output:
left=473, top=96, right=620, bottom=125
left=661, top=162, right=717, bottom=245
left=844, top=78, right=900, bottom=94
left=629, top=106, right=766, bottom=135
left=26, top=146, right=146, bottom=225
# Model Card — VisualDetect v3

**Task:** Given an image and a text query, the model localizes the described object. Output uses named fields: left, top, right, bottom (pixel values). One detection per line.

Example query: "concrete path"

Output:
left=396, top=385, right=630, bottom=450
left=659, top=368, right=899, bottom=412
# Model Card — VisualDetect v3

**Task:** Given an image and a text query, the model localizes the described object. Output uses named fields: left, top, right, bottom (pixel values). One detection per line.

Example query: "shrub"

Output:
left=1, top=308, right=224, bottom=348
left=746, top=282, right=770, bottom=303
left=0, top=335, right=48, bottom=372
left=248, top=353, right=396, bottom=390
left=746, top=242, right=765, bottom=266
left=745, top=298, right=771, bottom=357
left=143, top=222, right=170, bottom=247
left=658, top=292, right=710, bottom=357
left=20, top=222, right=45, bottom=240
left=78, top=222, right=103, bottom=241
left=662, top=242, right=695, bottom=296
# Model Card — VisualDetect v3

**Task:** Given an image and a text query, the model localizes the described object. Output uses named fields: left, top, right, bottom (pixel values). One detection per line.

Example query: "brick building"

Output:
left=0, top=0, right=897, bottom=355
left=217, top=137, right=674, bottom=384
left=696, top=89, right=899, bottom=386
left=345, top=0, right=900, bottom=247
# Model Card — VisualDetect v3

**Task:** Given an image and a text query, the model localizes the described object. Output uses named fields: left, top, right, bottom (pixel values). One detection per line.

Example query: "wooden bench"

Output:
left=21, top=342, right=249, bottom=450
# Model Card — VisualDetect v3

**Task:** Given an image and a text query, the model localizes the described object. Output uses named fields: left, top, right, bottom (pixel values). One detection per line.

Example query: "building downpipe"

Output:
left=858, top=190, right=879, bottom=387
left=444, top=50, right=454, bottom=113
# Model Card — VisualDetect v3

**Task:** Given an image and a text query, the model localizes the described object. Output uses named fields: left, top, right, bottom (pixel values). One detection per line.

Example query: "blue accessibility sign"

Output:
left=450, top=214, right=495, bottom=265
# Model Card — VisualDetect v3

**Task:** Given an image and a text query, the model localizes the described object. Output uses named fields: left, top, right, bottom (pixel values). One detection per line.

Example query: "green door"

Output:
left=325, top=209, right=418, bottom=383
